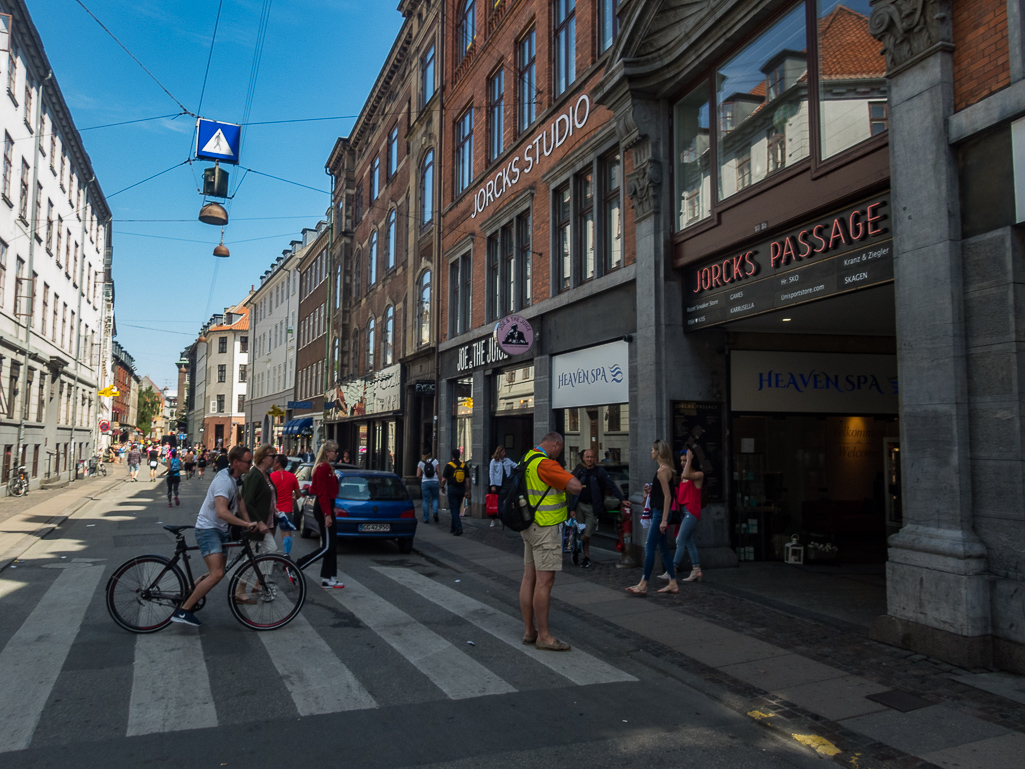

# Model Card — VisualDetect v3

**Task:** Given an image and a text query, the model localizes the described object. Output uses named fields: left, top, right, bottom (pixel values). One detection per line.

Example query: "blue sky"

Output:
left=28, top=0, right=403, bottom=391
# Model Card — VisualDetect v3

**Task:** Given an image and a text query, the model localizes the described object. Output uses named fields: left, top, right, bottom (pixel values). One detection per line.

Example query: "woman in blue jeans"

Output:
left=417, top=451, right=440, bottom=523
left=626, top=440, right=680, bottom=596
left=660, top=448, right=704, bottom=583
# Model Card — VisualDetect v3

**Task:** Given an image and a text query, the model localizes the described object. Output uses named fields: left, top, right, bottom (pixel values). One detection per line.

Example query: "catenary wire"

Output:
left=196, top=0, right=226, bottom=116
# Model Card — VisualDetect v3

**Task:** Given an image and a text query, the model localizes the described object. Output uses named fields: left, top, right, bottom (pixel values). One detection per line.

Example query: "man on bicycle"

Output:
left=172, top=445, right=267, bottom=627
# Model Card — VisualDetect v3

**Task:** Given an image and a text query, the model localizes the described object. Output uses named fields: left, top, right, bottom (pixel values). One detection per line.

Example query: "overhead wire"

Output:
left=196, top=0, right=226, bottom=117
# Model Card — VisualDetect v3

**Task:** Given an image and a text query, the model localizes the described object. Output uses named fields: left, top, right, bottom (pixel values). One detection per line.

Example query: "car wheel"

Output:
left=397, top=538, right=414, bottom=555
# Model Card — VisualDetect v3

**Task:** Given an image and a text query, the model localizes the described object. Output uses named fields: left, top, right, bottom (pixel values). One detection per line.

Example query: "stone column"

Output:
left=609, top=89, right=736, bottom=568
left=868, top=0, right=993, bottom=666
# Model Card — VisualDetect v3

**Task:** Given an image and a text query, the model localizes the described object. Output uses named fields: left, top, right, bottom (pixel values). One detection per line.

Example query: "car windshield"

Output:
left=336, top=474, right=410, bottom=502
left=295, top=465, right=312, bottom=482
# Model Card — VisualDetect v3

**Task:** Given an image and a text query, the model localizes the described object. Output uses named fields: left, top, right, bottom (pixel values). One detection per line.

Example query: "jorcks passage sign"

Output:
left=551, top=340, right=629, bottom=409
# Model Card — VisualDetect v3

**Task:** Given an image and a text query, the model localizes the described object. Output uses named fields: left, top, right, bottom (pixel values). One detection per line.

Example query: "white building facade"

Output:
left=0, top=1, right=111, bottom=489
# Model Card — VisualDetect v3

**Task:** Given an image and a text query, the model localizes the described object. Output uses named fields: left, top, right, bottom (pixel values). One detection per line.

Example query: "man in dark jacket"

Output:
left=568, top=449, right=627, bottom=568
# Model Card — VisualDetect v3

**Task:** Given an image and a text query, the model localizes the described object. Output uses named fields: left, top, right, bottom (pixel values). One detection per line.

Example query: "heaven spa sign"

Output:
left=472, top=93, right=592, bottom=219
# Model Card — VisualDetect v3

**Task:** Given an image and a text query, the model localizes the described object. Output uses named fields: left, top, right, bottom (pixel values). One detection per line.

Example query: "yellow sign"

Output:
left=98, top=385, right=120, bottom=397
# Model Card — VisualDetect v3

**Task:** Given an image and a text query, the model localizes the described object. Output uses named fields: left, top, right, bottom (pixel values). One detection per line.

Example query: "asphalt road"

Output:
left=0, top=474, right=829, bottom=769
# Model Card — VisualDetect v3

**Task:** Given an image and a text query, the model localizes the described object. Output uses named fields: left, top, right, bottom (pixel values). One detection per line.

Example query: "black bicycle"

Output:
left=105, top=525, right=306, bottom=632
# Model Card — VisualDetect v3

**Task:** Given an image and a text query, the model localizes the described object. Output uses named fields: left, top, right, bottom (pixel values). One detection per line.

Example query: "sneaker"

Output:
left=582, top=557, right=591, bottom=569
left=433, top=514, right=439, bottom=523
left=174, top=496, right=180, bottom=506
left=657, top=571, right=670, bottom=581
left=167, top=502, right=172, bottom=508
left=170, top=609, right=201, bottom=627
left=321, top=577, right=345, bottom=589
left=490, top=520, right=495, bottom=528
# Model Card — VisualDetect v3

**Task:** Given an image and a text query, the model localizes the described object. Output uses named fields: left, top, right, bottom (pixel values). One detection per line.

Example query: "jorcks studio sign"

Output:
left=684, top=195, right=892, bottom=330
left=472, top=94, right=592, bottom=220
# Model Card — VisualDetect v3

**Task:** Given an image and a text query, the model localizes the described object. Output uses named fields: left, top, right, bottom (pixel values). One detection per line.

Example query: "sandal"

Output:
left=657, top=585, right=679, bottom=594
left=535, top=638, right=571, bottom=652
left=522, top=634, right=538, bottom=645
left=625, top=585, right=647, bottom=596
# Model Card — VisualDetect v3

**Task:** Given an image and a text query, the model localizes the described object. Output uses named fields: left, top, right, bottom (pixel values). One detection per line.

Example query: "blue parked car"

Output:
left=300, top=467, right=417, bottom=554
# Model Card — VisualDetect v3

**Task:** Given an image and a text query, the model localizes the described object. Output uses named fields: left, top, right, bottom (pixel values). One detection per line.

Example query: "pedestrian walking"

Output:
left=488, top=446, right=516, bottom=528
left=147, top=445, right=160, bottom=482
left=416, top=450, right=440, bottom=524
left=518, top=432, right=582, bottom=651
left=270, top=454, right=301, bottom=557
left=659, top=448, right=704, bottom=583
left=626, top=439, right=680, bottom=596
left=568, top=448, right=627, bottom=567
left=296, top=440, right=344, bottom=589
left=165, top=449, right=182, bottom=507
left=126, top=444, right=142, bottom=482
left=441, top=449, right=469, bottom=535
left=242, top=444, right=278, bottom=555
left=197, top=449, right=208, bottom=480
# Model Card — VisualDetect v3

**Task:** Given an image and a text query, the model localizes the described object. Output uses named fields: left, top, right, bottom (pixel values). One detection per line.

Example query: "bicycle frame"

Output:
left=148, top=531, right=265, bottom=602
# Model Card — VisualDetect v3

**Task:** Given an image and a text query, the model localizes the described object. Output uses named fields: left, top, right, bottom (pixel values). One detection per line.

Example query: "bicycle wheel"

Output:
left=106, top=555, right=186, bottom=633
left=8, top=476, right=26, bottom=497
left=227, top=555, right=306, bottom=630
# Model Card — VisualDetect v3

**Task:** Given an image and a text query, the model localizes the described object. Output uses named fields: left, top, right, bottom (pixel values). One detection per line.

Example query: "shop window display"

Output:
left=558, top=403, right=630, bottom=486
left=453, top=377, right=473, bottom=463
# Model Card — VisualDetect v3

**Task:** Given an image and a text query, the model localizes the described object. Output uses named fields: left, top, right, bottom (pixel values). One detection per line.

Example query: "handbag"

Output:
left=666, top=481, right=683, bottom=526
left=485, top=493, right=499, bottom=516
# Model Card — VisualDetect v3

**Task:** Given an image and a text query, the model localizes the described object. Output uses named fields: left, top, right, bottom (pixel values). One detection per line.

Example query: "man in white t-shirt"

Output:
left=171, top=445, right=266, bottom=627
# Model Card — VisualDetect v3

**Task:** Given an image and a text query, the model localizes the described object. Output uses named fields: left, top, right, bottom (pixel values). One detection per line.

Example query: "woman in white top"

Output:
left=416, top=451, right=440, bottom=524
left=487, top=446, right=516, bottom=527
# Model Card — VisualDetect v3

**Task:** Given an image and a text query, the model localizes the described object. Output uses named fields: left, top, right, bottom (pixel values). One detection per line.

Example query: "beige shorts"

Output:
left=575, top=502, right=598, bottom=539
left=521, top=522, right=563, bottom=572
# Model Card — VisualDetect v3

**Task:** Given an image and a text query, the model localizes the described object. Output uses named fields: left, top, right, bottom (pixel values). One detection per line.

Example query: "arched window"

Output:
left=369, top=231, right=378, bottom=286
left=386, top=210, right=396, bottom=270
left=421, top=150, right=434, bottom=226
left=334, top=265, right=341, bottom=309
left=351, top=328, right=361, bottom=376
left=384, top=305, right=395, bottom=365
left=366, top=318, right=376, bottom=370
left=353, top=251, right=362, bottom=299
left=416, top=270, right=431, bottom=347
left=332, top=336, right=340, bottom=377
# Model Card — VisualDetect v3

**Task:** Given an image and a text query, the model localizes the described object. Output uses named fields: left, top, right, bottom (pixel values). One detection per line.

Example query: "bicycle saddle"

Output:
left=163, top=524, right=194, bottom=534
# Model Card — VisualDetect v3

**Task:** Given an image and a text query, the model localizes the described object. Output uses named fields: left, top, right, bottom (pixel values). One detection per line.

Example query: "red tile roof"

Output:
left=818, top=5, right=886, bottom=80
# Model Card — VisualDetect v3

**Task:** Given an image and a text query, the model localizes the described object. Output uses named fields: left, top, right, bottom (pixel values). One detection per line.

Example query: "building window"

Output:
left=353, top=251, right=362, bottom=297
left=422, top=43, right=436, bottom=104
left=553, top=0, right=576, bottom=97
left=417, top=270, right=431, bottom=347
left=217, top=364, right=226, bottom=383
left=737, top=149, right=751, bottom=190
left=45, top=200, right=53, bottom=251
left=421, top=150, right=434, bottom=226
left=555, top=183, right=571, bottom=291
left=7, top=51, right=16, bottom=98
left=598, top=0, right=620, bottom=54
left=371, top=157, right=380, bottom=200
left=366, top=317, right=376, bottom=371
left=41, top=282, right=48, bottom=335
left=672, top=81, right=711, bottom=229
left=217, top=394, right=225, bottom=413
left=488, top=220, right=527, bottom=319
left=455, top=108, right=474, bottom=195
left=388, top=126, right=398, bottom=177
left=384, top=305, right=395, bottom=365
left=218, top=336, right=228, bottom=353
left=577, top=171, right=594, bottom=282
left=18, top=160, right=28, bottom=219
left=517, top=211, right=532, bottom=307
left=603, top=153, right=622, bottom=271
left=715, top=4, right=807, bottom=202
left=518, top=29, right=537, bottom=133
left=369, top=231, right=378, bottom=285
left=449, top=253, right=472, bottom=336
left=238, top=394, right=245, bottom=412
left=488, top=69, right=504, bottom=163
left=386, top=210, right=396, bottom=270
left=0, top=240, right=6, bottom=308
left=1, top=133, right=10, bottom=201
left=238, top=364, right=247, bottom=382
left=869, top=101, right=888, bottom=135
left=240, top=335, right=248, bottom=353
left=458, top=0, right=476, bottom=61
left=335, top=265, right=341, bottom=309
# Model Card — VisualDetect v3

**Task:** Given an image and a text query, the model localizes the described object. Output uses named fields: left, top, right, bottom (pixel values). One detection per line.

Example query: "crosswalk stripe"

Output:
left=257, top=613, right=377, bottom=715
left=374, top=567, right=637, bottom=687
left=330, top=572, right=517, bottom=700
left=127, top=630, right=218, bottom=736
left=0, top=564, right=105, bottom=753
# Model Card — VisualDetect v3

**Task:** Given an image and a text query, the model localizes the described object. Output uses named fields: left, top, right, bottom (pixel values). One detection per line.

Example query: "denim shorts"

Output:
left=195, top=527, right=229, bottom=557
left=275, top=512, right=297, bottom=532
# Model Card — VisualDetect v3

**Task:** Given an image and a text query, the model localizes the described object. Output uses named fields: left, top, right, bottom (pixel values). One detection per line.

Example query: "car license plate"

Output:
left=359, top=523, right=391, bottom=532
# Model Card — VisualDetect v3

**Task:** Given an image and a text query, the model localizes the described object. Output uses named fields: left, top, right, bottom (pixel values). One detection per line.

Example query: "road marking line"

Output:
left=330, top=572, right=516, bottom=700
left=0, top=564, right=105, bottom=753
left=127, top=630, right=218, bottom=736
left=374, top=567, right=637, bottom=687
left=257, top=613, right=377, bottom=715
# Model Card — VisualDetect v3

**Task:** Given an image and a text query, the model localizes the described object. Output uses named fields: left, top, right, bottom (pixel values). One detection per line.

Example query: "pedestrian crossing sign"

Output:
left=196, top=119, right=241, bottom=165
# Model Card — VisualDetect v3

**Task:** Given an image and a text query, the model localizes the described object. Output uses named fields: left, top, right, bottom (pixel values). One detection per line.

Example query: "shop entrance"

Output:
left=493, top=414, right=533, bottom=464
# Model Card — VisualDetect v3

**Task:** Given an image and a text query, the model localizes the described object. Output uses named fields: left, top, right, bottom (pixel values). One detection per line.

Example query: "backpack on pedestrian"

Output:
left=170, top=457, right=181, bottom=476
left=422, top=458, right=436, bottom=479
left=497, top=454, right=551, bottom=532
left=448, top=461, right=466, bottom=484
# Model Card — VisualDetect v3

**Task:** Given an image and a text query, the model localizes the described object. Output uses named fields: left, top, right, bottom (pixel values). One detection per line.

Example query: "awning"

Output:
left=282, top=417, right=313, bottom=436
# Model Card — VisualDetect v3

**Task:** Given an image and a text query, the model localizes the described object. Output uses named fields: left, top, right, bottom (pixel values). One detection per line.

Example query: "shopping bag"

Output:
left=485, top=493, right=499, bottom=516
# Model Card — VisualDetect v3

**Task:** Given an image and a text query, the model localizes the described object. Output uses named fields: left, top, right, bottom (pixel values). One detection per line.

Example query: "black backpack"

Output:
left=497, top=454, right=551, bottom=532
left=422, top=459, right=435, bottom=479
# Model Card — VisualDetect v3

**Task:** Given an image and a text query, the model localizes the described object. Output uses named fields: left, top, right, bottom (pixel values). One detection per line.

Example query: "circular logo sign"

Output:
left=494, top=314, right=534, bottom=356
left=99, top=420, right=111, bottom=433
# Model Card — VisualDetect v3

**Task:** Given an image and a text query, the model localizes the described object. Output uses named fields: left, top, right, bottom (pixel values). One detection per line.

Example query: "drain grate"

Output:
left=865, top=689, right=933, bottom=712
